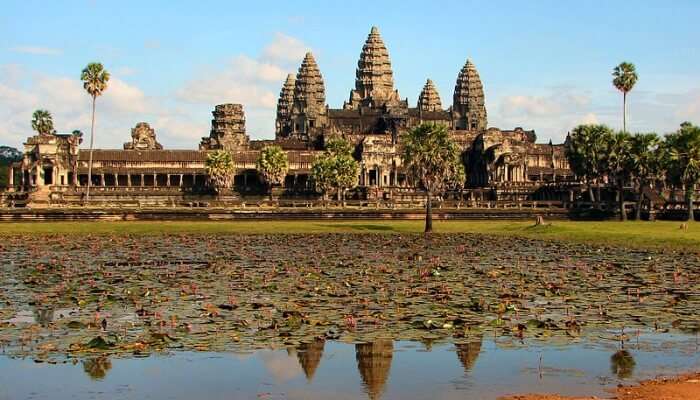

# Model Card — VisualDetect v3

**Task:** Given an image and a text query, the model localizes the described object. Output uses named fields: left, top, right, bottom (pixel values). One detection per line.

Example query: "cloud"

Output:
left=259, top=350, right=302, bottom=383
left=11, top=46, right=62, bottom=56
left=261, top=33, right=310, bottom=64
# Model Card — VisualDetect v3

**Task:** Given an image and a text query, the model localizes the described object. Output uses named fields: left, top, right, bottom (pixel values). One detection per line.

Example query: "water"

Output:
left=1, top=334, right=698, bottom=400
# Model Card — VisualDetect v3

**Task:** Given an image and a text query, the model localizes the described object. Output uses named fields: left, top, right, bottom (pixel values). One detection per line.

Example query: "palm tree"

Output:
left=665, top=122, right=700, bottom=222
left=628, top=133, right=660, bottom=220
left=31, top=109, right=55, bottom=136
left=402, top=123, right=465, bottom=233
left=603, top=131, right=631, bottom=220
left=310, top=137, right=360, bottom=205
left=80, top=62, right=110, bottom=202
left=205, top=150, right=236, bottom=195
left=565, top=124, right=612, bottom=207
left=612, top=62, right=638, bottom=133
left=255, top=145, right=289, bottom=200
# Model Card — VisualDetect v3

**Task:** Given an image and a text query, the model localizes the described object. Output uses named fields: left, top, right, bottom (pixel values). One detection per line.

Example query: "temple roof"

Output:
left=346, top=26, right=400, bottom=109
left=417, top=79, right=442, bottom=112
left=453, top=58, right=487, bottom=130
left=277, top=74, right=296, bottom=118
left=293, top=52, right=326, bottom=114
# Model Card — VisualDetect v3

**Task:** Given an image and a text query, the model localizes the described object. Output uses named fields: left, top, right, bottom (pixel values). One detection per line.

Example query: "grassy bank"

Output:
left=1, top=219, right=698, bottom=251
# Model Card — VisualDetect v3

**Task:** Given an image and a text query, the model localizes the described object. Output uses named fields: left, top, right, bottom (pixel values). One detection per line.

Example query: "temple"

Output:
left=5, top=26, right=573, bottom=207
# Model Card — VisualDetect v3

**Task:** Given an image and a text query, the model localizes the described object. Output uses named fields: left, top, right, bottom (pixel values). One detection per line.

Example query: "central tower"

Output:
left=344, top=26, right=401, bottom=110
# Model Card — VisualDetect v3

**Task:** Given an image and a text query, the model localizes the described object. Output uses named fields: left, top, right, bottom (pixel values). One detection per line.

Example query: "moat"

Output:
left=1, top=233, right=699, bottom=399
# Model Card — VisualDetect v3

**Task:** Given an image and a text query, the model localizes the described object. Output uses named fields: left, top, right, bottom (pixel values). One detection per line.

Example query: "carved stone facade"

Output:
left=199, top=103, right=249, bottom=151
left=124, top=122, right=162, bottom=150
left=12, top=26, right=573, bottom=205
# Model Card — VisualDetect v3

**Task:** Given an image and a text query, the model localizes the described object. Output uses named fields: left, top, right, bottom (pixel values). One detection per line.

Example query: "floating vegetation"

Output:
left=0, top=233, right=698, bottom=361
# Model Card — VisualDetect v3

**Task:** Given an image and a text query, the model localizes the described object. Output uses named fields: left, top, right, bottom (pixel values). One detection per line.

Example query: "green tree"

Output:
left=402, top=123, right=465, bottom=233
left=31, top=109, right=55, bottom=136
left=310, top=137, right=360, bottom=204
left=565, top=124, right=613, bottom=207
left=628, top=133, right=660, bottom=220
left=612, top=62, right=638, bottom=133
left=80, top=62, right=110, bottom=202
left=205, top=150, right=236, bottom=194
left=255, top=145, right=289, bottom=200
left=665, top=122, right=700, bottom=222
left=603, top=131, right=631, bottom=221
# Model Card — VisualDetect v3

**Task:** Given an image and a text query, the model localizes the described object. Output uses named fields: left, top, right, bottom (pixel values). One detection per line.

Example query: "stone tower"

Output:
left=345, top=26, right=401, bottom=110
left=417, top=79, right=442, bottom=112
left=199, top=103, right=249, bottom=151
left=124, top=122, right=163, bottom=150
left=275, top=73, right=296, bottom=138
left=290, top=52, right=327, bottom=140
left=453, top=59, right=487, bottom=131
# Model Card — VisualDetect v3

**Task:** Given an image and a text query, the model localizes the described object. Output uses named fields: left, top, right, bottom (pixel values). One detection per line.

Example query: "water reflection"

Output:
left=356, top=340, right=394, bottom=400
left=610, top=349, right=636, bottom=379
left=296, top=339, right=325, bottom=382
left=82, top=356, right=112, bottom=380
left=35, top=308, right=54, bottom=327
left=455, top=335, right=483, bottom=374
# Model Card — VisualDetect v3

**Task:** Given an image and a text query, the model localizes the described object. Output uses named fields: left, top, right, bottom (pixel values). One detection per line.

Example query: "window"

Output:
left=309, top=120, right=315, bottom=128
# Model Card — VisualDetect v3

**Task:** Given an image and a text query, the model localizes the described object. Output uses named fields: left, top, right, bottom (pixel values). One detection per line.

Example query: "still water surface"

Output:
left=1, top=333, right=698, bottom=400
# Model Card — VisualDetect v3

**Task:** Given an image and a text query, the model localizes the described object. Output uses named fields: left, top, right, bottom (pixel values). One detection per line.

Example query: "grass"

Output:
left=1, top=219, right=698, bottom=251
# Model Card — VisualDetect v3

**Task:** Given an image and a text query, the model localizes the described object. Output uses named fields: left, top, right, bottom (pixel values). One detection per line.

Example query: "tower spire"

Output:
left=453, top=58, right=487, bottom=130
left=345, top=26, right=400, bottom=109
left=417, top=79, right=442, bottom=112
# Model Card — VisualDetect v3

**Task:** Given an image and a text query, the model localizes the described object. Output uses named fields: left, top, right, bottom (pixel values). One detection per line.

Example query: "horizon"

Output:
left=1, top=0, right=699, bottom=150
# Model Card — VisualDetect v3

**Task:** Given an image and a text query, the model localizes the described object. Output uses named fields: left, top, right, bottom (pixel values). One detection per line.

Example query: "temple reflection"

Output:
left=356, top=340, right=394, bottom=400
left=82, top=356, right=112, bottom=380
left=455, top=336, right=484, bottom=374
left=296, top=339, right=325, bottom=382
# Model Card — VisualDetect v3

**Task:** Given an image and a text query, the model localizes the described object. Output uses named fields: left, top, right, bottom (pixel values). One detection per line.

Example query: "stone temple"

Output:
left=6, top=26, right=573, bottom=206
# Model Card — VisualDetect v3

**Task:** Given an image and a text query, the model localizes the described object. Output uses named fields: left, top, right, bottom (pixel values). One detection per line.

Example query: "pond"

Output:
left=1, top=333, right=699, bottom=399
left=1, top=233, right=699, bottom=398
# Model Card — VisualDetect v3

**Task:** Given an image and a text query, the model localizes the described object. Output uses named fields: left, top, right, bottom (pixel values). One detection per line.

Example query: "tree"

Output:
left=603, top=131, right=631, bottom=220
left=31, top=109, right=55, bottom=136
left=205, top=150, right=236, bottom=194
left=665, top=122, right=700, bottom=222
left=612, top=62, right=638, bottom=133
left=310, top=137, right=360, bottom=204
left=628, top=133, right=660, bottom=220
left=80, top=62, right=110, bottom=202
left=565, top=124, right=613, bottom=207
left=402, top=123, right=465, bottom=233
left=255, top=145, right=289, bottom=200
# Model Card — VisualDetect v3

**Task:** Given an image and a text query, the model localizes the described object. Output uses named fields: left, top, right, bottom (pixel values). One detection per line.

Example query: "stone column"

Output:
left=141, top=174, right=145, bottom=187
left=179, top=174, right=184, bottom=187
left=114, top=173, right=118, bottom=187
left=153, top=173, right=157, bottom=187
left=243, top=173, right=248, bottom=188
left=166, top=174, right=171, bottom=187
left=8, top=166, right=14, bottom=189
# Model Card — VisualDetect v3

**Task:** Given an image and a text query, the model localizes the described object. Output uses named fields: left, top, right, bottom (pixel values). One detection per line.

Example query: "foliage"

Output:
left=612, top=62, right=638, bottom=133
left=402, top=123, right=464, bottom=193
left=664, top=122, right=700, bottom=221
left=256, top=145, right=289, bottom=187
left=310, top=137, right=360, bottom=200
left=80, top=63, right=110, bottom=98
left=205, top=150, right=236, bottom=193
left=31, top=109, right=55, bottom=136
left=565, top=124, right=612, bottom=185
left=402, top=122, right=464, bottom=232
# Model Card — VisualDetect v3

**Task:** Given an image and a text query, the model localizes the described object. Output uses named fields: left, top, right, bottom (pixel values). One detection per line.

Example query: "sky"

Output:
left=1, top=0, right=699, bottom=150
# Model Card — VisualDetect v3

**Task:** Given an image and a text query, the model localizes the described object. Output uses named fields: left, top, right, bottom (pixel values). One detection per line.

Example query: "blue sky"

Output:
left=2, top=0, right=699, bottom=149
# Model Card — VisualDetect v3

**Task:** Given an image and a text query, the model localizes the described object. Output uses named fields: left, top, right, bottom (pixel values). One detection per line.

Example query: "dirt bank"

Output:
left=501, top=372, right=700, bottom=400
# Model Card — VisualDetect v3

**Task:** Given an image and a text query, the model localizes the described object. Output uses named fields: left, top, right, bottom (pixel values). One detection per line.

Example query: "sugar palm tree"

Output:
left=665, top=122, right=700, bottom=222
left=612, top=62, right=638, bottom=133
left=80, top=62, right=110, bottom=202
left=255, top=145, right=289, bottom=200
left=31, top=109, right=55, bottom=136
left=205, top=150, right=236, bottom=195
left=603, top=131, right=631, bottom=220
left=402, top=122, right=465, bottom=233
left=628, top=133, right=660, bottom=220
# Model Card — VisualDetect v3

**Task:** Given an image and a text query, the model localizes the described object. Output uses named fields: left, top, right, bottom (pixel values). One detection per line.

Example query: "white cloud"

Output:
left=261, top=33, right=310, bottom=65
left=11, top=46, right=62, bottom=56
